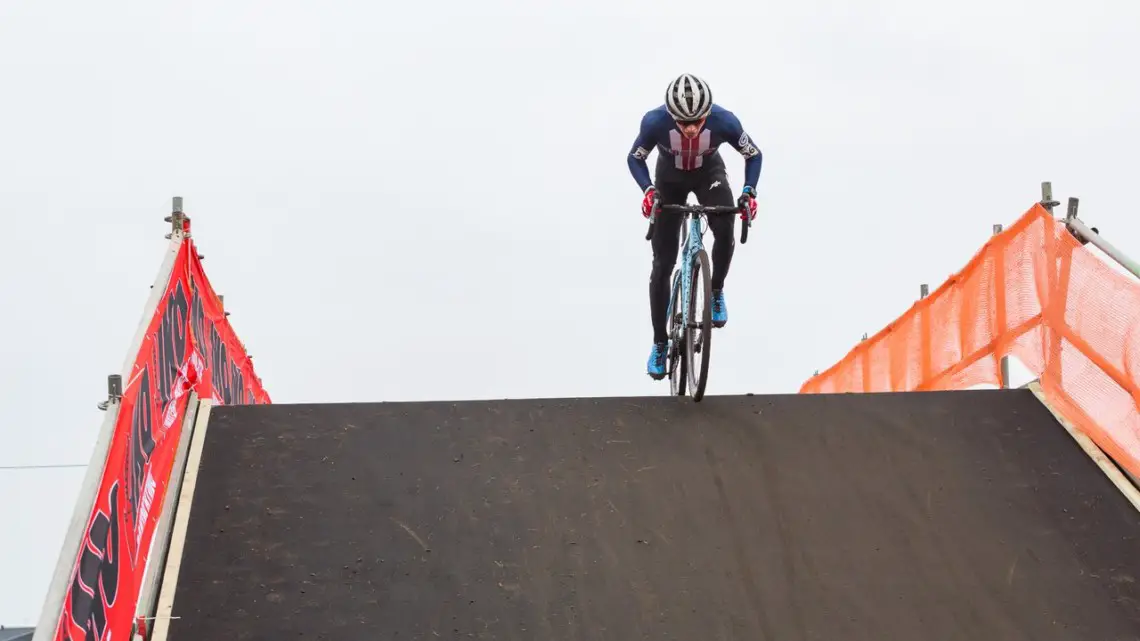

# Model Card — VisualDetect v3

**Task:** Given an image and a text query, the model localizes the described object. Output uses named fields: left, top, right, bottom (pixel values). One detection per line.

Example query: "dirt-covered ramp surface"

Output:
left=162, top=389, right=1140, bottom=640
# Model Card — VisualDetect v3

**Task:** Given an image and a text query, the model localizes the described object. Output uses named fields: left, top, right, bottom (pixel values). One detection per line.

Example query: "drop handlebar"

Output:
left=645, top=203, right=751, bottom=244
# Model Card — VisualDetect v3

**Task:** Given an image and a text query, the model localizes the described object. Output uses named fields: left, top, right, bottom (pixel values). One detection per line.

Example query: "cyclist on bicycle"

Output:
left=627, top=73, right=762, bottom=379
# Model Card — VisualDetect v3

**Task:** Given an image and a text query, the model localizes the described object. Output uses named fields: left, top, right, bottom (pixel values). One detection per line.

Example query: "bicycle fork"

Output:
left=667, top=215, right=704, bottom=351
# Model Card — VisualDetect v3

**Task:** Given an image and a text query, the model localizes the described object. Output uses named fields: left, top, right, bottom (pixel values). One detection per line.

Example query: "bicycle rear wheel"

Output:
left=686, top=248, right=713, bottom=401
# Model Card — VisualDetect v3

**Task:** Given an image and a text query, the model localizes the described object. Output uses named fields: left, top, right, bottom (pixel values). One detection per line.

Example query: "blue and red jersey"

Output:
left=627, top=103, right=763, bottom=193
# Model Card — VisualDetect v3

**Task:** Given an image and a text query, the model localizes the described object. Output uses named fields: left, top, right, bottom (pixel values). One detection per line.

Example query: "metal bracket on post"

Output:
left=1040, top=181, right=1060, bottom=215
left=1063, top=201, right=1140, bottom=279
left=219, top=294, right=231, bottom=317
left=164, top=196, right=191, bottom=240
left=1062, top=196, right=1101, bottom=247
left=97, top=374, right=123, bottom=411
left=1044, top=182, right=1135, bottom=277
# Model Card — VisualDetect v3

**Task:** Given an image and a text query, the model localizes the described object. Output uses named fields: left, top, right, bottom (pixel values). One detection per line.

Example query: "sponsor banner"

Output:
left=53, top=233, right=268, bottom=641
left=187, top=246, right=269, bottom=406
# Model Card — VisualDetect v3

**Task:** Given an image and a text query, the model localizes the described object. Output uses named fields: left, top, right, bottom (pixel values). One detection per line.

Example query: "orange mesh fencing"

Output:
left=799, top=202, right=1140, bottom=480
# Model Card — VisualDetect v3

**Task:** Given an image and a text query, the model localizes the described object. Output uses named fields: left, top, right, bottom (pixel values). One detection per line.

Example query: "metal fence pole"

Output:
left=993, top=223, right=1011, bottom=388
left=1041, top=182, right=1060, bottom=214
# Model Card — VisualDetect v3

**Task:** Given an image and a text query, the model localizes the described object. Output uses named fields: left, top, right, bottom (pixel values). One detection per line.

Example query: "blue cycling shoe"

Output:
left=647, top=341, right=668, bottom=380
left=711, top=289, right=727, bottom=328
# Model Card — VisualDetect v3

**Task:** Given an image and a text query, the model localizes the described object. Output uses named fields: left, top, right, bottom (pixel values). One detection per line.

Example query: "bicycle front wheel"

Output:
left=686, top=248, right=713, bottom=401
left=667, top=268, right=687, bottom=397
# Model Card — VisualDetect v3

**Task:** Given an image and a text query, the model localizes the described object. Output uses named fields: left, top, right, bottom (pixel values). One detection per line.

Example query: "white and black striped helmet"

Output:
left=664, top=74, right=713, bottom=121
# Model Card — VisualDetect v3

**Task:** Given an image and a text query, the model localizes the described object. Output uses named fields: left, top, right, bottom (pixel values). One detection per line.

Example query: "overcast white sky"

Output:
left=2, top=0, right=1138, bottom=626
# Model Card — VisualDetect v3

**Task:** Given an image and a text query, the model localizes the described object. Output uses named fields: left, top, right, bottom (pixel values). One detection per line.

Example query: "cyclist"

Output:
left=627, top=73, right=762, bottom=379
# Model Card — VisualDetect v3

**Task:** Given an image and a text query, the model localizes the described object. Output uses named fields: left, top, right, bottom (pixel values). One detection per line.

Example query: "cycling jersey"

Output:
left=627, top=103, right=763, bottom=193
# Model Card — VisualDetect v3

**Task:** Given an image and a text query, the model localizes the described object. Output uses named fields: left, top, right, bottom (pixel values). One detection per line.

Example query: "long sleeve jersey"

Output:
left=627, top=103, right=763, bottom=193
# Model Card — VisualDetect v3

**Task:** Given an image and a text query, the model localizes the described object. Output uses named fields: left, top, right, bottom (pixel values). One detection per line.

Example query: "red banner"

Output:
left=186, top=243, right=271, bottom=406
left=52, top=226, right=269, bottom=641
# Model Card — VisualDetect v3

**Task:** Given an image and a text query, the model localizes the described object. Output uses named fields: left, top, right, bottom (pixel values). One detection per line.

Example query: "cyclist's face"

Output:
left=675, top=117, right=706, bottom=139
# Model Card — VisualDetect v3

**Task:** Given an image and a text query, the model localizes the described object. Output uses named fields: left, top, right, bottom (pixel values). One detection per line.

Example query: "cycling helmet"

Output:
left=664, top=74, right=713, bottom=121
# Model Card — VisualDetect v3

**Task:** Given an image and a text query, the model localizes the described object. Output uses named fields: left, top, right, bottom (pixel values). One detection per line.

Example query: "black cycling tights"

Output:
left=648, top=158, right=737, bottom=345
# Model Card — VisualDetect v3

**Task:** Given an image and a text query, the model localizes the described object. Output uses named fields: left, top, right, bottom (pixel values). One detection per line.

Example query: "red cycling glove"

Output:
left=641, top=186, right=658, bottom=218
left=737, top=187, right=757, bottom=221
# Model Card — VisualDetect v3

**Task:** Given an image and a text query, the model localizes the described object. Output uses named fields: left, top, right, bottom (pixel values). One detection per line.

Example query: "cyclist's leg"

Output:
left=694, top=155, right=735, bottom=327
left=647, top=169, right=688, bottom=377
left=649, top=183, right=685, bottom=339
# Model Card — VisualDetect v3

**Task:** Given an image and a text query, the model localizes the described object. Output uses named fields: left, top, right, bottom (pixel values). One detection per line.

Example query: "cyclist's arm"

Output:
left=627, top=112, right=657, bottom=192
left=722, top=112, right=763, bottom=191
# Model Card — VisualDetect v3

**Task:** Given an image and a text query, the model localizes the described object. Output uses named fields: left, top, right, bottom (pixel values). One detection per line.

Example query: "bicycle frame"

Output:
left=645, top=201, right=745, bottom=347
left=646, top=204, right=747, bottom=334
left=670, top=211, right=707, bottom=333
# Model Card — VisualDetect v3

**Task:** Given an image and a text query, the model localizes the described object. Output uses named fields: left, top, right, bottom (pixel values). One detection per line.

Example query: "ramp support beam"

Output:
left=131, top=394, right=202, bottom=641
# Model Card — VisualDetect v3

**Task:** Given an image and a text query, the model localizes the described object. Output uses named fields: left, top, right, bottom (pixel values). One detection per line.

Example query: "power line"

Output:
left=0, top=463, right=87, bottom=470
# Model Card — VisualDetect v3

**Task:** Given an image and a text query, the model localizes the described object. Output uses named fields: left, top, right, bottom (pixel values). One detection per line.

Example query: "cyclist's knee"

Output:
left=651, top=254, right=675, bottom=278
left=651, top=245, right=679, bottom=279
left=710, top=214, right=735, bottom=239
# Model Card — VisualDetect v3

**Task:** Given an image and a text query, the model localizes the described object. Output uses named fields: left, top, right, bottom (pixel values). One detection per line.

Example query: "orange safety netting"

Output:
left=799, top=202, right=1140, bottom=480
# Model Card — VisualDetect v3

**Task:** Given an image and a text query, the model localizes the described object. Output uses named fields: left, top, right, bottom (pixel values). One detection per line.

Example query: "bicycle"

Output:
left=645, top=199, right=751, bottom=401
